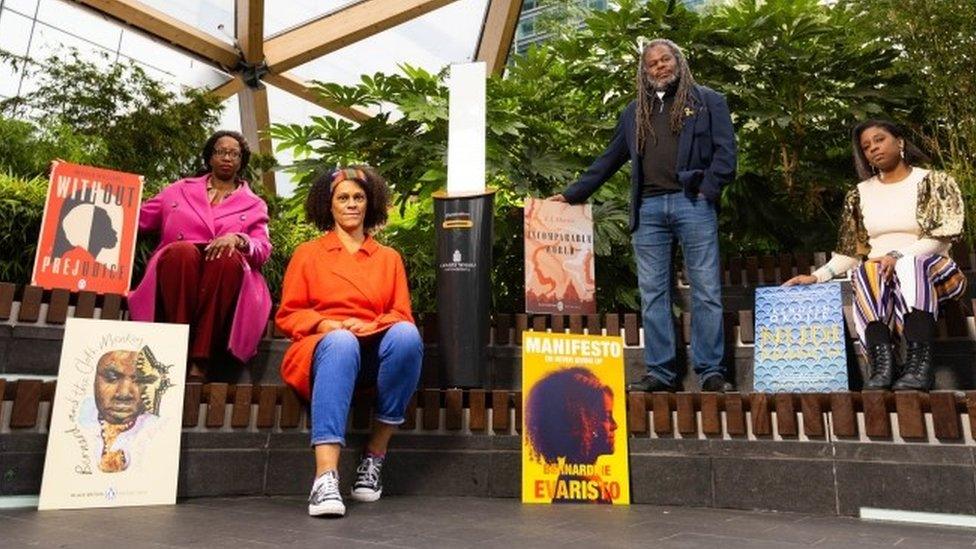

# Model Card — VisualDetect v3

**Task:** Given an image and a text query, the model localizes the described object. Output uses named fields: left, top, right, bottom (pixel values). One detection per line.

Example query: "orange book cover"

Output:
left=523, top=197, right=595, bottom=314
left=31, top=161, right=143, bottom=295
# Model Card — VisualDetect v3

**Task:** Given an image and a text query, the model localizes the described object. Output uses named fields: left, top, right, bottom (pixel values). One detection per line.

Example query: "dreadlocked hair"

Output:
left=636, top=38, right=698, bottom=151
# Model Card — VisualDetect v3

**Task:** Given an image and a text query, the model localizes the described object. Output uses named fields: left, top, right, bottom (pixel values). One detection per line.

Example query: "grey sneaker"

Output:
left=308, top=470, right=345, bottom=517
left=350, top=455, right=384, bottom=503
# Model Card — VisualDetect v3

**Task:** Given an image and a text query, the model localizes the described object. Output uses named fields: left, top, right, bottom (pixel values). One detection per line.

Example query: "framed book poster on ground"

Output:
left=38, top=318, right=188, bottom=510
left=521, top=332, right=629, bottom=505
left=753, top=283, right=848, bottom=392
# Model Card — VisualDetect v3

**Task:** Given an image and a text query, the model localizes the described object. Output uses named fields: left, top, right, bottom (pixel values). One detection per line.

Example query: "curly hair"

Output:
left=525, top=367, right=614, bottom=464
left=197, top=130, right=251, bottom=179
left=305, top=165, right=390, bottom=233
left=851, top=119, right=930, bottom=181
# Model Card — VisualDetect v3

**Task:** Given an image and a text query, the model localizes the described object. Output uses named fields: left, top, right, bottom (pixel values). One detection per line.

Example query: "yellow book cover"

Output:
left=521, top=332, right=630, bottom=504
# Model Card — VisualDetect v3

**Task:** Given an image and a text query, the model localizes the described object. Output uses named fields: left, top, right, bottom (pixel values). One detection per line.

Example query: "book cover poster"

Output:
left=753, top=283, right=848, bottom=392
left=522, top=332, right=629, bottom=505
left=524, top=197, right=595, bottom=314
left=39, top=318, right=188, bottom=510
left=32, top=161, right=143, bottom=295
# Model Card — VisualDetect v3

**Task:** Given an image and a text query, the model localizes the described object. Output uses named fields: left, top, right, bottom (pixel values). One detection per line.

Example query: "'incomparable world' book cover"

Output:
left=521, top=332, right=629, bottom=505
left=753, top=283, right=848, bottom=392
left=523, top=197, right=596, bottom=314
left=32, top=161, right=143, bottom=295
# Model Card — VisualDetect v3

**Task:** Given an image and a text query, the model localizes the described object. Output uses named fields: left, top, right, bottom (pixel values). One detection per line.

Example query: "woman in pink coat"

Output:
left=128, top=130, right=272, bottom=381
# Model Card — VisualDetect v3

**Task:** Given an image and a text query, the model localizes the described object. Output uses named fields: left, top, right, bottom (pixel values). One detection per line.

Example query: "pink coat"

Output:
left=128, top=174, right=273, bottom=362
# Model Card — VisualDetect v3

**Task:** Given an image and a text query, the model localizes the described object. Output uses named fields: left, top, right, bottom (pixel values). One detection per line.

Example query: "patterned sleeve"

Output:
left=917, top=170, right=965, bottom=242
left=835, top=187, right=870, bottom=259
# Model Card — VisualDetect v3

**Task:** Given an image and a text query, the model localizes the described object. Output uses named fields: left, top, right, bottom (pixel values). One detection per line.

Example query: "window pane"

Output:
left=0, top=9, right=34, bottom=56
left=35, top=0, right=122, bottom=51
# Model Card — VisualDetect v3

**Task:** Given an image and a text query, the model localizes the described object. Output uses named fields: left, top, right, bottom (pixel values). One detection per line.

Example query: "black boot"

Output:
left=893, top=310, right=936, bottom=391
left=862, top=321, right=895, bottom=390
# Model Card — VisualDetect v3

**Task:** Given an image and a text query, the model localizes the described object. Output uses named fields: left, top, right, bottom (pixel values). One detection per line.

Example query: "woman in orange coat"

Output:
left=276, top=166, right=422, bottom=518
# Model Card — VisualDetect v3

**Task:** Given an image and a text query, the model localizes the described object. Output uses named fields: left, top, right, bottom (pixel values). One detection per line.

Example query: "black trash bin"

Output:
left=433, top=189, right=495, bottom=388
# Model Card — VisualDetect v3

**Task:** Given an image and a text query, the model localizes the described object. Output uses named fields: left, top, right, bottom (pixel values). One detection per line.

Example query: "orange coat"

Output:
left=275, top=231, right=414, bottom=400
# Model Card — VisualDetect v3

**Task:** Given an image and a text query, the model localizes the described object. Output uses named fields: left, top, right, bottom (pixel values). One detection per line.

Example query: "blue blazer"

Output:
left=561, top=85, right=737, bottom=232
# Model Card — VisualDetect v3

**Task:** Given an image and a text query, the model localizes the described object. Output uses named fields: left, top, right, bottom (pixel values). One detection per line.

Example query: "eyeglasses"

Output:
left=212, top=148, right=241, bottom=159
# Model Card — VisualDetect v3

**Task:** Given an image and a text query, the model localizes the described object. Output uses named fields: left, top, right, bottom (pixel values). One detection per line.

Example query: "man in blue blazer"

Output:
left=551, top=38, right=737, bottom=392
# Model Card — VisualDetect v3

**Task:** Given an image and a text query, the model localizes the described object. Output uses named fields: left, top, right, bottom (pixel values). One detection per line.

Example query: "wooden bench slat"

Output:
left=774, top=393, right=797, bottom=437
left=0, top=282, right=15, bottom=320
left=445, top=388, right=463, bottom=431
left=830, top=393, right=858, bottom=438
left=627, top=392, right=647, bottom=434
left=778, top=253, right=794, bottom=283
left=468, top=389, right=486, bottom=432
left=491, top=389, right=509, bottom=432
left=725, top=393, right=746, bottom=436
left=230, top=384, right=253, bottom=428
left=531, top=315, right=547, bottom=333
left=401, top=392, right=418, bottom=430
left=738, top=310, right=755, bottom=344
left=750, top=393, right=772, bottom=437
left=205, top=383, right=228, bottom=428
left=279, top=387, right=303, bottom=429
left=700, top=393, right=721, bottom=435
left=675, top=393, right=696, bottom=435
left=422, top=389, right=440, bottom=431
left=10, top=379, right=42, bottom=428
left=760, top=255, right=776, bottom=285
left=550, top=315, right=565, bottom=333
left=45, top=288, right=70, bottom=324
left=800, top=394, right=825, bottom=438
left=744, top=256, right=759, bottom=285
left=255, top=385, right=278, bottom=428
left=100, top=293, right=123, bottom=320
left=494, top=314, right=511, bottom=345
left=569, top=315, right=584, bottom=334
left=728, top=255, right=743, bottom=286
left=623, top=314, right=640, bottom=346
left=0, top=379, right=5, bottom=427
left=74, top=291, right=97, bottom=319
left=604, top=314, right=620, bottom=337
left=861, top=391, right=891, bottom=438
left=895, top=391, right=926, bottom=440
left=514, top=314, right=528, bottom=345
left=652, top=392, right=671, bottom=436
left=17, top=285, right=43, bottom=323
left=586, top=314, right=601, bottom=335
left=930, top=391, right=961, bottom=441
left=182, top=382, right=202, bottom=427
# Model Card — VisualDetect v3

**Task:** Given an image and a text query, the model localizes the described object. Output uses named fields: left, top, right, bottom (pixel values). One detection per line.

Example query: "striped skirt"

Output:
left=851, top=254, right=967, bottom=345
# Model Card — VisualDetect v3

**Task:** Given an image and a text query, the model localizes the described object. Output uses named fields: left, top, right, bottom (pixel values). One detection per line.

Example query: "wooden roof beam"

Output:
left=476, top=0, right=523, bottom=76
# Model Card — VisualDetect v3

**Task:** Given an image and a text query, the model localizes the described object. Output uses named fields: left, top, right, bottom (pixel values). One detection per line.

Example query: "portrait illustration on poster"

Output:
left=522, top=332, right=629, bottom=505
left=32, top=161, right=143, bottom=295
left=753, top=283, right=848, bottom=392
left=524, top=197, right=595, bottom=314
left=39, top=318, right=188, bottom=510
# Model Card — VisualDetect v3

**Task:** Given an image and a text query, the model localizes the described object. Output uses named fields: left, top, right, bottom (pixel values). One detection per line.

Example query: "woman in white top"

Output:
left=785, top=120, right=966, bottom=391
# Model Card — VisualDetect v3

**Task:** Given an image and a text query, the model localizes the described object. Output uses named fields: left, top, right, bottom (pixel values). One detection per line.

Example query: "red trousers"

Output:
left=154, top=242, right=244, bottom=364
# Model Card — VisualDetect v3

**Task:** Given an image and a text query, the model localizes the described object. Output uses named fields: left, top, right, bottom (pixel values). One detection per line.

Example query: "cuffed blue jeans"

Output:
left=310, top=321, right=423, bottom=446
left=632, top=193, right=724, bottom=387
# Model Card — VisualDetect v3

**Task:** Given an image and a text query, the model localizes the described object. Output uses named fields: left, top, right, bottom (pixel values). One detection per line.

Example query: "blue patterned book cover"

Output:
left=753, top=283, right=848, bottom=392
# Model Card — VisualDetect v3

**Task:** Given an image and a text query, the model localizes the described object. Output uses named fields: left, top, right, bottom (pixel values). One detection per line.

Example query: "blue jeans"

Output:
left=310, top=321, right=423, bottom=446
left=632, top=193, right=724, bottom=387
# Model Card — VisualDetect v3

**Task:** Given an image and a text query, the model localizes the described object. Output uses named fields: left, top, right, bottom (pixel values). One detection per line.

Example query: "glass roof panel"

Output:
left=290, top=0, right=489, bottom=87
left=137, top=0, right=236, bottom=45
left=263, top=0, right=360, bottom=37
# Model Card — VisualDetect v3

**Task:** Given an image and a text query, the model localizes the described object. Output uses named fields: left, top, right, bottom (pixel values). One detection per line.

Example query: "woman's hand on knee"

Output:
left=316, top=319, right=344, bottom=334
left=783, top=274, right=818, bottom=287
left=342, top=318, right=378, bottom=335
left=204, top=234, right=241, bottom=261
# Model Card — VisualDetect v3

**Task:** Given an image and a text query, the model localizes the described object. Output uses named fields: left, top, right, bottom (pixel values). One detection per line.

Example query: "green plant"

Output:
left=0, top=172, right=46, bottom=283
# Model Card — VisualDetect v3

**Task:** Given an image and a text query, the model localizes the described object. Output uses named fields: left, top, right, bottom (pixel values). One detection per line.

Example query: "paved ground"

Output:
left=3, top=496, right=976, bottom=548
